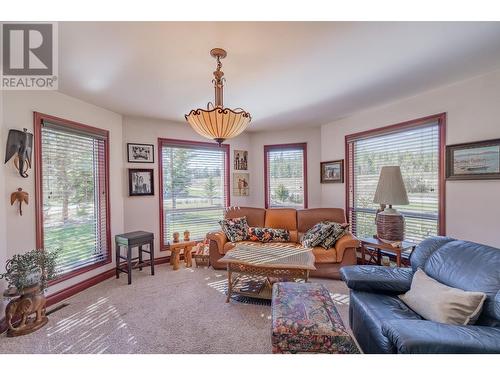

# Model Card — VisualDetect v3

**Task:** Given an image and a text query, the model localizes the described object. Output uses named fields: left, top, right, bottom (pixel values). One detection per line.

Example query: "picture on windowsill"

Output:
left=127, top=143, right=154, bottom=163
left=233, top=173, right=249, bottom=196
left=129, top=169, right=154, bottom=196
left=234, top=150, right=248, bottom=170
left=321, top=160, right=344, bottom=183
left=446, top=139, right=500, bottom=180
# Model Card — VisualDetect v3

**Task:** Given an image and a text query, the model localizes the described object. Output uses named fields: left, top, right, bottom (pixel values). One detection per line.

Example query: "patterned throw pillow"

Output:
left=219, top=216, right=249, bottom=242
left=302, top=221, right=349, bottom=249
left=320, top=223, right=349, bottom=249
left=247, top=227, right=290, bottom=243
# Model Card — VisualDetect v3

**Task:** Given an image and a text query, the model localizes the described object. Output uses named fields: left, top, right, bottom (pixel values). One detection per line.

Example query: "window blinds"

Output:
left=347, top=122, right=440, bottom=243
left=160, top=141, right=228, bottom=245
left=41, top=121, right=109, bottom=275
left=265, top=144, right=306, bottom=208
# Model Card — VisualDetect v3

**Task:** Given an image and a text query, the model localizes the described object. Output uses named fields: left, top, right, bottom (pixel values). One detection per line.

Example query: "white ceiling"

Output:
left=59, top=22, right=500, bottom=131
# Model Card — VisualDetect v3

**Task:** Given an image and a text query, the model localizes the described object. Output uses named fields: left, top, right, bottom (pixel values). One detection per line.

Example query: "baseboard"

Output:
left=1, top=255, right=171, bottom=335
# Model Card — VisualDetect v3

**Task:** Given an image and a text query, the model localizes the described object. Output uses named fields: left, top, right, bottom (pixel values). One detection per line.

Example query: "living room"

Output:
left=1, top=1, right=500, bottom=372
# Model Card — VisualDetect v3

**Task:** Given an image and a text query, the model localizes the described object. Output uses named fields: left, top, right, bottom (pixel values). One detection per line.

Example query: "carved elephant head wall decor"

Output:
left=4, top=128, right=33, bottom=178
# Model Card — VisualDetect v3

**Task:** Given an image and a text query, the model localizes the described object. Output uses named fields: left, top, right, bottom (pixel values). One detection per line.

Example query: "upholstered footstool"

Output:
left=271, top=282, right=360, bottom=354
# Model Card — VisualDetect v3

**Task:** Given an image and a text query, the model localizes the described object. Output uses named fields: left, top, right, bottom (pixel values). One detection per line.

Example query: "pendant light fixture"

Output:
left=185, top=48, right=251, bottom=145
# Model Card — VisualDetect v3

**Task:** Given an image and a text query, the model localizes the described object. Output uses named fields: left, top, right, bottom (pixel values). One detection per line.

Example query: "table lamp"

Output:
left=373, top=166, right=409, bottom=242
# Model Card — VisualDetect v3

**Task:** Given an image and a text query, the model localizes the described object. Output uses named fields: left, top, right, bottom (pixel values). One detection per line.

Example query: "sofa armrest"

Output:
left=334, top=232, right=360, bottom=262
left=340, top=265, right=413, bottom=293
left=206, top=231, right=228, bottom=255
left=382, top=320, right=500, bottom=354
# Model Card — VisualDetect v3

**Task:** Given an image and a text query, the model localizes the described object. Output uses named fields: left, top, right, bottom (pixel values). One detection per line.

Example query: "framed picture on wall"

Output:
left=233, top=172, right=250, bottom=196
left=234, top=150, right=248, bottom=170
left=446, top=139, right=500, bottom=180
left=129, top=169, right=154, bottom=196
left=127, top=143, right=154, bottom=163
left=321, top=160, right=344, bottom=183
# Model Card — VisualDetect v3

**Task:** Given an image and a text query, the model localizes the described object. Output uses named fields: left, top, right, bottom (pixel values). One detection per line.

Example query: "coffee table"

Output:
left=218, top=243, right=316, bottom=303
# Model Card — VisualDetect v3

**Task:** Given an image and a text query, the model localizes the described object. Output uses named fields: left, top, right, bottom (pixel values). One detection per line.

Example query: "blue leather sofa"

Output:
left=340, top=236, right=500, bottom=353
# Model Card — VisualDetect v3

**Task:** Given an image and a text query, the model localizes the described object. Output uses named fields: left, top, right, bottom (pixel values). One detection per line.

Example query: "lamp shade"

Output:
left=373, top=166, right=409, bottom=205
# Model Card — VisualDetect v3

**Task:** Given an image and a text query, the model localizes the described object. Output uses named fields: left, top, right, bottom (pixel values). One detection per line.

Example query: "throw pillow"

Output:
left=301, top=221, right=335, bottom=248
left=399, top=269, right=487, bottom=325
left=219, top=216, right=249, bottom=242
left=247, top=227, right=290, bottom=243
left=320, top=223, right=349, bottom=249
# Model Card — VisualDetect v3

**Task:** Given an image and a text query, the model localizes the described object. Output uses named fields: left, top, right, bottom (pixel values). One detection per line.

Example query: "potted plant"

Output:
left=0, top=249, right=59, bottom=336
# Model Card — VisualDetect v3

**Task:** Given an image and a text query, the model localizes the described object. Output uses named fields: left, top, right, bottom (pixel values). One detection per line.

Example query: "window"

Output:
left=159, top=139, right=229, bottom=248
left=346, top=114, right=446, bottom=243
left=264, top=143, right=307, bottom=208
left=34, top=113, right=110, bottom=280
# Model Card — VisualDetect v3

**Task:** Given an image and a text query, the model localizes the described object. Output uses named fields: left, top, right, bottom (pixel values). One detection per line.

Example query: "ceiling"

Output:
left=59, top=22, right=500, bottom=131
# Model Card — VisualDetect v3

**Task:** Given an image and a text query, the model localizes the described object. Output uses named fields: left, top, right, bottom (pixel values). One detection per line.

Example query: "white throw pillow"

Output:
left=399, top=269, right=486, bottom=325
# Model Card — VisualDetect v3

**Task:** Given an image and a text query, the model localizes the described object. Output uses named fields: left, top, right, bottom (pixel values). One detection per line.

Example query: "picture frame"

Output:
left=233, top=150, right=248, bottom=170
left=127, top=143, right=154, bottom=163
left=320, top=160, right=344, bottom=183
left=446, top=139, right=500, bottom=180
left=233, top=172, right=250, bottom=196
left=128, top=169, right=154, bottom=196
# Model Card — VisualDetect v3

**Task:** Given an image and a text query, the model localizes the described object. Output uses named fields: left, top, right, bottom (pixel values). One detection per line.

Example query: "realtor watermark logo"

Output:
left=1, top=22, right=58, bottom=90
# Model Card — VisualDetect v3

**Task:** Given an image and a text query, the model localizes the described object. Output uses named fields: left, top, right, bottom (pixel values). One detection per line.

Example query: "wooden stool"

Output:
left=169, top=241, right=196, bottom=270
left=115, top=231, right=154, bottom=285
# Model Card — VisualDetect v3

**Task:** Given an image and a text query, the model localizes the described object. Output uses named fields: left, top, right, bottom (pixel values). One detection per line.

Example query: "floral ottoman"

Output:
left=271, top=282, right=360, bottom=354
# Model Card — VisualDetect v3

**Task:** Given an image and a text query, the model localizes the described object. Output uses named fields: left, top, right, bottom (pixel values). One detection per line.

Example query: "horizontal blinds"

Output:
left=348, top=122, right=439, bottom=243
left=41, top=122, right=108, bottom=275
left=161, top=143, right=228, bottom=244
left=266, top=145, right=305, bottom=208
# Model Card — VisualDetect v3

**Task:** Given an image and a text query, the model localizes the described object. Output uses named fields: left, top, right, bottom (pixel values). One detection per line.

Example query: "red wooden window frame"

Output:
left=344, top=113, right=447, bottom=237
left=34, top=112, right=112, bottom=285
left=264, top=143, right=308, bottom=209
left=158, top=138, right=230, bottom=251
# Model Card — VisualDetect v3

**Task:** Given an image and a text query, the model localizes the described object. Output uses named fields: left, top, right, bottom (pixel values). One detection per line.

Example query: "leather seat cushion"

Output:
left=312, top=246, right=337, bottom=263
left=349, top=290, right=422, bottom=354
left=223, top=241, right=301, bottom=254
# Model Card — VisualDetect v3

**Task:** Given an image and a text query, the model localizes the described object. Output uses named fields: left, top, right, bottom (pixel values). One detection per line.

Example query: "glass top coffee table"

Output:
left=218, top=243, right=316, bottom=302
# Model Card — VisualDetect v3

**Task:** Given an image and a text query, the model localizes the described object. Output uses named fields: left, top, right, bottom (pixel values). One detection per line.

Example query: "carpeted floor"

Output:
left=0, top=264, right=352, bottom=354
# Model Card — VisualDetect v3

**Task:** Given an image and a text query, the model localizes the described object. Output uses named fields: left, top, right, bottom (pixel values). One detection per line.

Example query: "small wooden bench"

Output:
left=271, top=282, right=359, bottom=354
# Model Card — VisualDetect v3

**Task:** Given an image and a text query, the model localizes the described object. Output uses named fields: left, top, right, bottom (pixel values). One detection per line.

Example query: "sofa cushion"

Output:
left=320, top=223, right=349, bottom=249
left=297, top=208, right=346, bottom=233
left=219, top=216, right=249, bottom=242
left=265, top=209, right=298, bottom=242
left=225, top=207, right=266, bottom=227
left=247, top=227, right=290, bottom=243
left=223, top=241, right=300, bottom=254
left=349, top=290, right=422, bottom=354
left=399, top=269, right=487, bottom=325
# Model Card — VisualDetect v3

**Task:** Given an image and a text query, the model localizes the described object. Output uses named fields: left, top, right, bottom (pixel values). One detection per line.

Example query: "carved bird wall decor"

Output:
left=5, top=128, right=33, bottom=178
left=11, top=188, right=29, bottom=216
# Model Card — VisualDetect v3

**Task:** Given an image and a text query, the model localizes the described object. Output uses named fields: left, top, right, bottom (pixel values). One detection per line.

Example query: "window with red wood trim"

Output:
left=35, top=114, right=111, bottom=280
left=158, top=139, right=230, bottom=248
left=345, top=114, right=446, bottom=243
left=264, top=143, right=307, bottom=209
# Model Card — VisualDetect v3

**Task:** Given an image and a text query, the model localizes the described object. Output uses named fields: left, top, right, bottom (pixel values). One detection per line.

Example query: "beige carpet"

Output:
left=0, top=264, right=352, bottom=354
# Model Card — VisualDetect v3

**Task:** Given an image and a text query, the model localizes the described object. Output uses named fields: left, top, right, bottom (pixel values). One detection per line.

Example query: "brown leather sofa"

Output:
left=207, top=207, right=360, bottom=279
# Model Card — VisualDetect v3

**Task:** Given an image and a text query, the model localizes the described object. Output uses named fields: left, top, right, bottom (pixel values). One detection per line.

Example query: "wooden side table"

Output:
left=115, top=231, right=154, bottom=285
left=360, top=237, right=416, bottom=267
left=169, top=241, right=197, bottom=270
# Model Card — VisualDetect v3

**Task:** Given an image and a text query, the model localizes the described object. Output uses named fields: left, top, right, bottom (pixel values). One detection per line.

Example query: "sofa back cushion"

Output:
left=265, top=209, right=298, bottom=242
left=225, top=207, right=266, bottom=227
left=297, top=208, right=346, bottom=234
left=423, top=240, right=500, bottom=326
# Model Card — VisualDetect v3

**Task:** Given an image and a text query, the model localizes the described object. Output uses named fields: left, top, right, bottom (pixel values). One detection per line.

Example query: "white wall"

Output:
left=122, top=116, right=251, bottom=257
left=248, top=127, right=322, bottom=208
left=0, top=89, right=6, bottom=317
left=1, top=91, right=124, bottom=296
left=321, top=69, right=500, bottom=247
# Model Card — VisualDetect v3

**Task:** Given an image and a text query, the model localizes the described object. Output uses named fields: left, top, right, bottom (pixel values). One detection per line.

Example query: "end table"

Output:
left=169, top=241, right=197, bottom=270
left=360, top=237, right=416, bottom=267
